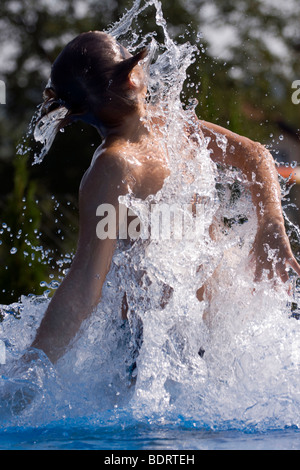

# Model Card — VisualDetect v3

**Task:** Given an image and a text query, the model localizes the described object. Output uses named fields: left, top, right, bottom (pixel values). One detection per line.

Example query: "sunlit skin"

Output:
left=31, top=32, right=300, bottom=363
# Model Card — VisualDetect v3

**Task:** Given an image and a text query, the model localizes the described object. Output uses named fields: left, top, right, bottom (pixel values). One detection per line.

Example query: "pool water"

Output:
left=1, top=287, right=300, bottom=451
left=1, top=418, right=300, bottom=450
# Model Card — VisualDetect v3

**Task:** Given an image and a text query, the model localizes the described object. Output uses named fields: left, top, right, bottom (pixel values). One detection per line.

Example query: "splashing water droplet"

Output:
left=33, top=107, right=68, bottom=164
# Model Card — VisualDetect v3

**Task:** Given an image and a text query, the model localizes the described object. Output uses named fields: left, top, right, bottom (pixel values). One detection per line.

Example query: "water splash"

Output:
left=1, top=0, right=300, bottom=433
left=33, top=107, right=68, bottom=165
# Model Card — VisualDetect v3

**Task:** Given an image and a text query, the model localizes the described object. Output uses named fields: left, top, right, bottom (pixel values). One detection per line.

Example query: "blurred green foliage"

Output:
left=0, top=0, right=300, bottom=303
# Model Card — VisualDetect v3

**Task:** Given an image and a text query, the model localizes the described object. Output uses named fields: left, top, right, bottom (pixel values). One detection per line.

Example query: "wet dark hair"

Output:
left=41, top=31, right=147, bottom=126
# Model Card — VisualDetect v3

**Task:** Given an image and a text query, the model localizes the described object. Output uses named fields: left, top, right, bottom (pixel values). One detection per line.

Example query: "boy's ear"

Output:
left=128, top=66, right=143, bottom=89
left=114, top=48, right=148, bottom=83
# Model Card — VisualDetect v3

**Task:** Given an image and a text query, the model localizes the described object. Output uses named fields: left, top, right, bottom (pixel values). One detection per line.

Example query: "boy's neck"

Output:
left=96, top=107, right=150, bottom=144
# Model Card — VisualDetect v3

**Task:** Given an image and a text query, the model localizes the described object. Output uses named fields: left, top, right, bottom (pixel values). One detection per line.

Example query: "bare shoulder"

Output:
left=198, top=119, right=268, bottom=153
left=198, top=119, right=270, bottom=169
left=82, top=148, right=128, bottom=186
left=199, top=119, right=250, bottom=146
left=79, top=148, right=129, bottom=209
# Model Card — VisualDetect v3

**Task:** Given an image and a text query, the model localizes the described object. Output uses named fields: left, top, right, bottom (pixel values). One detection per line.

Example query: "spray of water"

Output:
left=33, top=107, right=68, bottom=165
left=1, top=0, right=300, bottom=431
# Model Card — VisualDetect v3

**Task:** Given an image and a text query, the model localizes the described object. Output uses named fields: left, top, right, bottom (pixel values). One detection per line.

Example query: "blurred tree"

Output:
left=188, top=0, right=300, bottom=137
left=0, top=0, right=299, bottom=303
left=0, top=152, right=47, bottom=301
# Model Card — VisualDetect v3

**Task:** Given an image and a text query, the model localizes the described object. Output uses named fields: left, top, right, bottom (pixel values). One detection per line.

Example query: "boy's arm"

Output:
left=32, top=153, right=127, bottom=363
left=199, top=120, right=300, bottom=281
